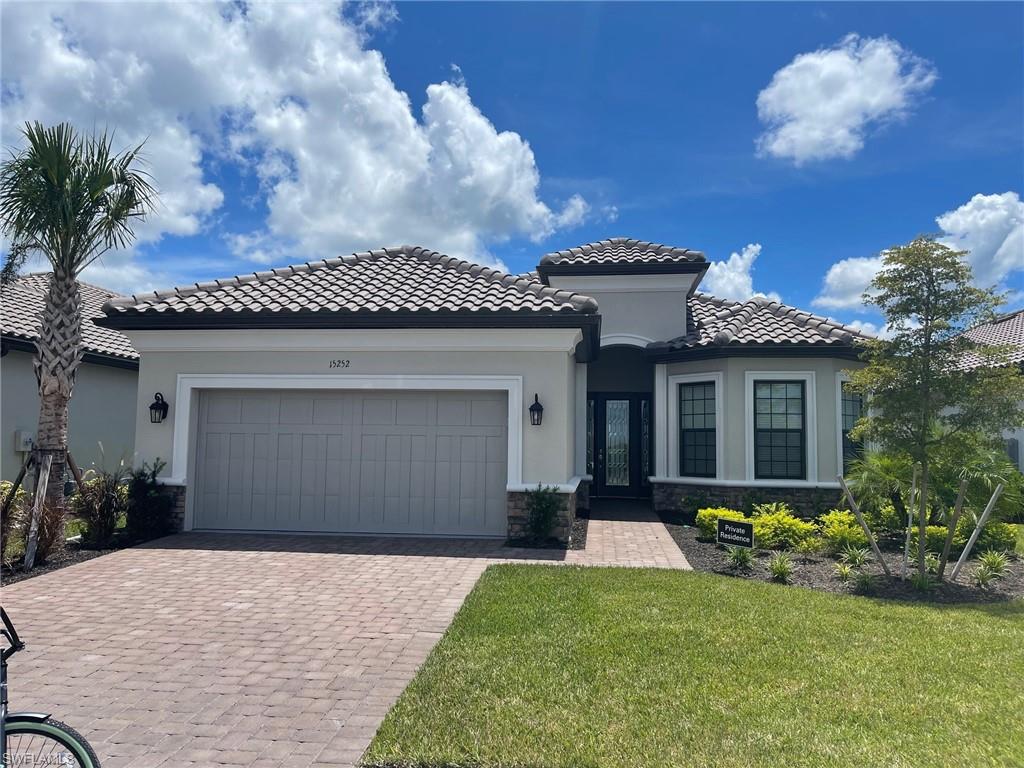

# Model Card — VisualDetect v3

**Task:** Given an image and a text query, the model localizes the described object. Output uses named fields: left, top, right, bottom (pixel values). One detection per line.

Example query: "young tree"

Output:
left=850, top=236, right=1024, bottom=579
left=0, top=123, right=156, bottom=540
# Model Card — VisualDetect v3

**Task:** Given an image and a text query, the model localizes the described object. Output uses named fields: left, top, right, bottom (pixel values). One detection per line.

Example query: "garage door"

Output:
left=192, top=390, right=508, bottom=536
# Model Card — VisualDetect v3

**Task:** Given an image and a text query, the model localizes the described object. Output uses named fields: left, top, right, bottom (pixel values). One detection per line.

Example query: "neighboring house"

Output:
left=96, top=238, right=869, bottom=540
left=1, top=274, right=139, bottom=481
left=960, top=308, right=1024, bottom=471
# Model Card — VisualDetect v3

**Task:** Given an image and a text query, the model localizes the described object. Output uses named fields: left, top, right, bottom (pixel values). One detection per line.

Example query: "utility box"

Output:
left=13, top=430, right=34, bottom=453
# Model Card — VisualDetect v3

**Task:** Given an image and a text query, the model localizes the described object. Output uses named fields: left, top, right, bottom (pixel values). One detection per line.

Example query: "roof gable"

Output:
left=536, top=237, right=707, bottom=282
left=1, top=273, right=137, bottom=361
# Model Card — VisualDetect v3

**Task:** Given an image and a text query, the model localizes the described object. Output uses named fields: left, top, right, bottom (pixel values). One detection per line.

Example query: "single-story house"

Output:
left=1, top=274, right=139, bottom=481
left=96, top=238, right=869, bottom=540
left=960, top=308, right=1024, bottom=471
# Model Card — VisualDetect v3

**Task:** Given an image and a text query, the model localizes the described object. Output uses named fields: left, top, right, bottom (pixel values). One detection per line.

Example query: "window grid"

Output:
left=754, top=381, right=805, bottom=480
left=841, top=383, right=863, bottom=473
left=679, top=382, right=716, bottom=478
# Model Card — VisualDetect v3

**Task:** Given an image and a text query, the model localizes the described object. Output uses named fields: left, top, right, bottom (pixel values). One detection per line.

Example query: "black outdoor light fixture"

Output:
left=149, top=393, right=169, bottom=424
left=529, top=393, right=544, bottom=427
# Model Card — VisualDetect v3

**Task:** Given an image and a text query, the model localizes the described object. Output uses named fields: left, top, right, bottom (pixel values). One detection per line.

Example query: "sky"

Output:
left=1, top=1, right=1022, bottom=335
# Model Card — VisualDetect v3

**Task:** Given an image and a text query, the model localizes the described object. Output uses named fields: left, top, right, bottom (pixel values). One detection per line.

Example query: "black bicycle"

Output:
left=1, top=607, right=100, bottom=767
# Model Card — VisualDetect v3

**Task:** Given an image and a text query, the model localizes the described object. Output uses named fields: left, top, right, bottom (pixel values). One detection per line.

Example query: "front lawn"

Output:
left=364, top=565, right=1023, bottom=768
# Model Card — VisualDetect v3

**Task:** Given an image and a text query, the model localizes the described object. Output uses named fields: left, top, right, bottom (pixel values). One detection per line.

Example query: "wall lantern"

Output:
left=149, top=393, right=169, bottom=424
left=529, top=393, right=544, bottom=427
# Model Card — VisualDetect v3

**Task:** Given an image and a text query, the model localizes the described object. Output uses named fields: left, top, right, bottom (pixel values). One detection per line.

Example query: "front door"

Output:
left=589, top=392, right=652, bottom=498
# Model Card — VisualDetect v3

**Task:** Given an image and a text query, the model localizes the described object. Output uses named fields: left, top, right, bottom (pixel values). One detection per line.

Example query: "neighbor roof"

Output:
left=1, top=273, right=138, bottom=364
left=960, top=309, right=1024, bottom=369
left=646, top=293, right=872, bottom=361
left=98, top=246, right=600, bottom=348
left=536, top=237, right=707, bottom=281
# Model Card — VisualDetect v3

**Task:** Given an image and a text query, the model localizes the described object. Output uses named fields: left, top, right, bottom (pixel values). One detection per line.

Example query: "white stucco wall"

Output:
left=124, top=328, right=583, bottom=490
left=1, top=349, right=138, bottom=479
left=654, top=355, right=862, bottom=487
left=546, top=274, right=696, bottom=344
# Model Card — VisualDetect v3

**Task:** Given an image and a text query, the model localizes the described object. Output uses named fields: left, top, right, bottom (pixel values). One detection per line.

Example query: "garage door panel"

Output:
left=195, top=390, right=507, bottom=535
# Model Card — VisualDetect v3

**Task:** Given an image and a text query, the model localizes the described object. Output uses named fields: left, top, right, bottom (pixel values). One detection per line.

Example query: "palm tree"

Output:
left=0, top=122, right=156, bottom=530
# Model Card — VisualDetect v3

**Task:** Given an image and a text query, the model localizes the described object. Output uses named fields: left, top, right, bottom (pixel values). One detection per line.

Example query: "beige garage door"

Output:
left=193, top=390, right=508, bottom=536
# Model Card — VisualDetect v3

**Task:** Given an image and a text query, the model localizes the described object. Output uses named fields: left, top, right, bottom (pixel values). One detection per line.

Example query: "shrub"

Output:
left=29, top=498, right=66, bottom=565
left=909, top=525, right=963, bottom=556
left=125, top=460, right=177, bottom=543
left=522, top=484, right=564, bottom=540
left=839, top=546, right=871, bottom=568
left=976, top=521, right=1016, bottom=554
left=863, top=502, right=905, bottom=536
left=853, top=571, right=876, bottom=595
left=768, top=552, right=794, bottom=583
left=695, top=507, right=746, bottom=540
left=726, top=545, right=754, bottom=572
left=751, top=501, right=793, bottom=518
left=70, top=465, right=130, bottom=549
left=817, top=509, right=869, bottom=554
left=977, top=550, right=1009, bottom=576
left=1, top=480, right=28, bottom=565
left=752, top=511, right=816, bottom=550
left=974, top=563, right=1003, bottom=589
left=909, top=519, right=1015, bottom=557
left=834, top=562, right=853, bottom=583
left=793, top=536, right=824, bottom=556
left=910, top=572, right=935, bottom=592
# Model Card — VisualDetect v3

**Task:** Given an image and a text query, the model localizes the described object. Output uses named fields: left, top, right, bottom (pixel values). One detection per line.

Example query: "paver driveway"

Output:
left=1, top=511, right=687, bottom=767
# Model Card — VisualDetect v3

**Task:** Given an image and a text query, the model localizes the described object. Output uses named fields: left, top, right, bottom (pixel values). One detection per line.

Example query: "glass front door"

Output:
left=589, top=392, right=652, bottom=498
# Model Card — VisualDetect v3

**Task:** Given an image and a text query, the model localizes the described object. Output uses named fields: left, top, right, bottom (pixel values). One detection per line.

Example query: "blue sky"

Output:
left=2, top=2, right=1022, bottom=334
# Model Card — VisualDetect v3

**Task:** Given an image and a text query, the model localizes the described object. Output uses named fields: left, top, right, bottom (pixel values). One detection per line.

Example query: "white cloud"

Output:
left=756, top=34, right=937, bottom=164
left=842, top=319, right=892, bottom=339
left=0, top=2, right=586, bottom=287
left=813, top=191, right=1024, bottom=310
left=812, top=255, right=883, bottom=310
left=936, top=192, right=1024, bottom=287
left=703, top=243, right=782, bottom=303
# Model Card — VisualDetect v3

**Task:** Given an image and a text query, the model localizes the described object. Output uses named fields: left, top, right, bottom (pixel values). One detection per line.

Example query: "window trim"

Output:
left=678, top=380, right=718, bottom=478
left=668, top=372, right=723, bottom=481
left=744, top=371, right=817, bottom=484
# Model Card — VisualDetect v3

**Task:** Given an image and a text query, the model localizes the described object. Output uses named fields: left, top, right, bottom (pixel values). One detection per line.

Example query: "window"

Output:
left=841, top=382, right=863, bottom=473
left=679, top=382, right=716, bottom=477
left=754, top=381, right=805, bottom=480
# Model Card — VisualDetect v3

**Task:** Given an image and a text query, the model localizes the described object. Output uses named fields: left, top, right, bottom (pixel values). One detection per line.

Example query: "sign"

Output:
left=717, top=518, right=754, bottom=549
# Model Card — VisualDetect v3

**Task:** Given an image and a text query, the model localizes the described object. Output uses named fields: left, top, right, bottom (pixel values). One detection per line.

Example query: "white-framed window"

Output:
left=667, top=372, right=723, bottom=480
left=744, top=371, right=817, bottom=483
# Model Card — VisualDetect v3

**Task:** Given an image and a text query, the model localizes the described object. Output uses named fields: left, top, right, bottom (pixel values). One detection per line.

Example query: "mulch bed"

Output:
left=506, top=510, right=590, bottom=551
left=661, top=515, right=1024, bottom=604
left=2, top=543, right=116, bottom=586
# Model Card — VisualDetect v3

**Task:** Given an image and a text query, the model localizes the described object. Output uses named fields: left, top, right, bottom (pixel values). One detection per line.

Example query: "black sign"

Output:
left=717, top=518, right=754, bottom=548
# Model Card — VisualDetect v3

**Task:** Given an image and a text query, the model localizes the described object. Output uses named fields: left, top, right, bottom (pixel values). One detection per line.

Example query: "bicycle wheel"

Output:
left=4, top=716, right=100, bottom=767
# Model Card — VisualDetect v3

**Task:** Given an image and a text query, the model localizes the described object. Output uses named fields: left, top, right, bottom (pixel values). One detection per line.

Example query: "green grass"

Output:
left=364, top=565, right=1024, bottom=768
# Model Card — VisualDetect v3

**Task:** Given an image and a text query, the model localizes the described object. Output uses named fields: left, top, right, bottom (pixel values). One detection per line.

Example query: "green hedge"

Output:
left=752, top=511, right=816, bottom=550
left=817, top=509, right=869, bottom=553
left=695, top=508, right=746, bottom=540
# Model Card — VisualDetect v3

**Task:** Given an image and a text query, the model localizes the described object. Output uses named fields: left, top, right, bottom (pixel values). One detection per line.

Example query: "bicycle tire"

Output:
left=4, top=716, right=101, bottom=768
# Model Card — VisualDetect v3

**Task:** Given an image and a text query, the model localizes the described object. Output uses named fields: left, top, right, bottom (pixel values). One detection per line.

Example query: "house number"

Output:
left=329, top=359, right=351, bottom=369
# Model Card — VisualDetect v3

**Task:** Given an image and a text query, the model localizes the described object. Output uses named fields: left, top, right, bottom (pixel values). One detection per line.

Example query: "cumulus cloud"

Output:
left=0, top=2, right=586, bottom=285
left=813, top=191, right=1024, bottom=311
left=703, top=243, right=782, bottom=303
left=756, top=34, right=937, bottom=164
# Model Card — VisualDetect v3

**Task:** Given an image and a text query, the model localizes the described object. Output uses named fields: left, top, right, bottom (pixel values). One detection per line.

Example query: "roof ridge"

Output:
left=401, top=246, right=598, bottom=313
left=539, top=237, right=705, bottom=265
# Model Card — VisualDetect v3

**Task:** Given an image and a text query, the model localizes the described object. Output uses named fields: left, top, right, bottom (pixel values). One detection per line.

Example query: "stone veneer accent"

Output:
left=507, top=487, right=578, bottom=544
left=652, top=481, right=843, bottom=518
left=161, top=483, right=187, bottom=533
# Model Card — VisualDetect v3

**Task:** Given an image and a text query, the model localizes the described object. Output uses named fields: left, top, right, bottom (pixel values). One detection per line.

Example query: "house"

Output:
left=960, top=308, right=1024, bottom=471
left=1, top=274, right=139, bottom=481
left=95, top=238, right=869, bottom=540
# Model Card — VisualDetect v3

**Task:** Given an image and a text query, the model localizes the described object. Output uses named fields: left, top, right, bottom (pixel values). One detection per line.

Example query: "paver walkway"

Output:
left=1, top=503, right=687, bottom=768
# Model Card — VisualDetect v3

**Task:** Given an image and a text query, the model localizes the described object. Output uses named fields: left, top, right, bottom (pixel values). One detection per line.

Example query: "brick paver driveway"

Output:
left=1, top=511, right=687, bottom=767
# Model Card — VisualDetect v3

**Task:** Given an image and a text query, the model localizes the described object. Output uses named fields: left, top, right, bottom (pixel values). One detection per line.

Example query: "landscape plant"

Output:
left=768, top=552, right=794, bottom=583
left=695, top=507, right=746, bottom=540
left=125, top=460, right=176, bottom=543
left=725, top=545, right=754, bottom=572
left=839, top=546, right=871, bottom=569
left=833, top=562, right=853, bottom=583
left=522, top=484, right=564, bottom=541
left=751, top=509, right=815, bottom=550
left=818, top=509, right=869, bottom=553
left=0, top=122, right=155, bottom=567
left=70, top=464, right=130, bottom=549
left=848, top=236, right=1024, bottom=579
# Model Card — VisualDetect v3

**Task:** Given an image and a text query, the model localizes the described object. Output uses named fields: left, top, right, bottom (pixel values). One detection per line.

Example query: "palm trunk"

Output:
left=32, top=267, right=83, bottom=510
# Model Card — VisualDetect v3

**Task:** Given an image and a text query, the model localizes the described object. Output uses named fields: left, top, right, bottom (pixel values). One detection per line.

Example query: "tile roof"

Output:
left=647, top=293, right=872, bottom=356
left=102, top=246, right=598, bottom=321
left=1, top=273, right=138, bottom=361
left=960, top=309, right=1024, bottom=368
left=539, top=237, right=705, bottom=267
